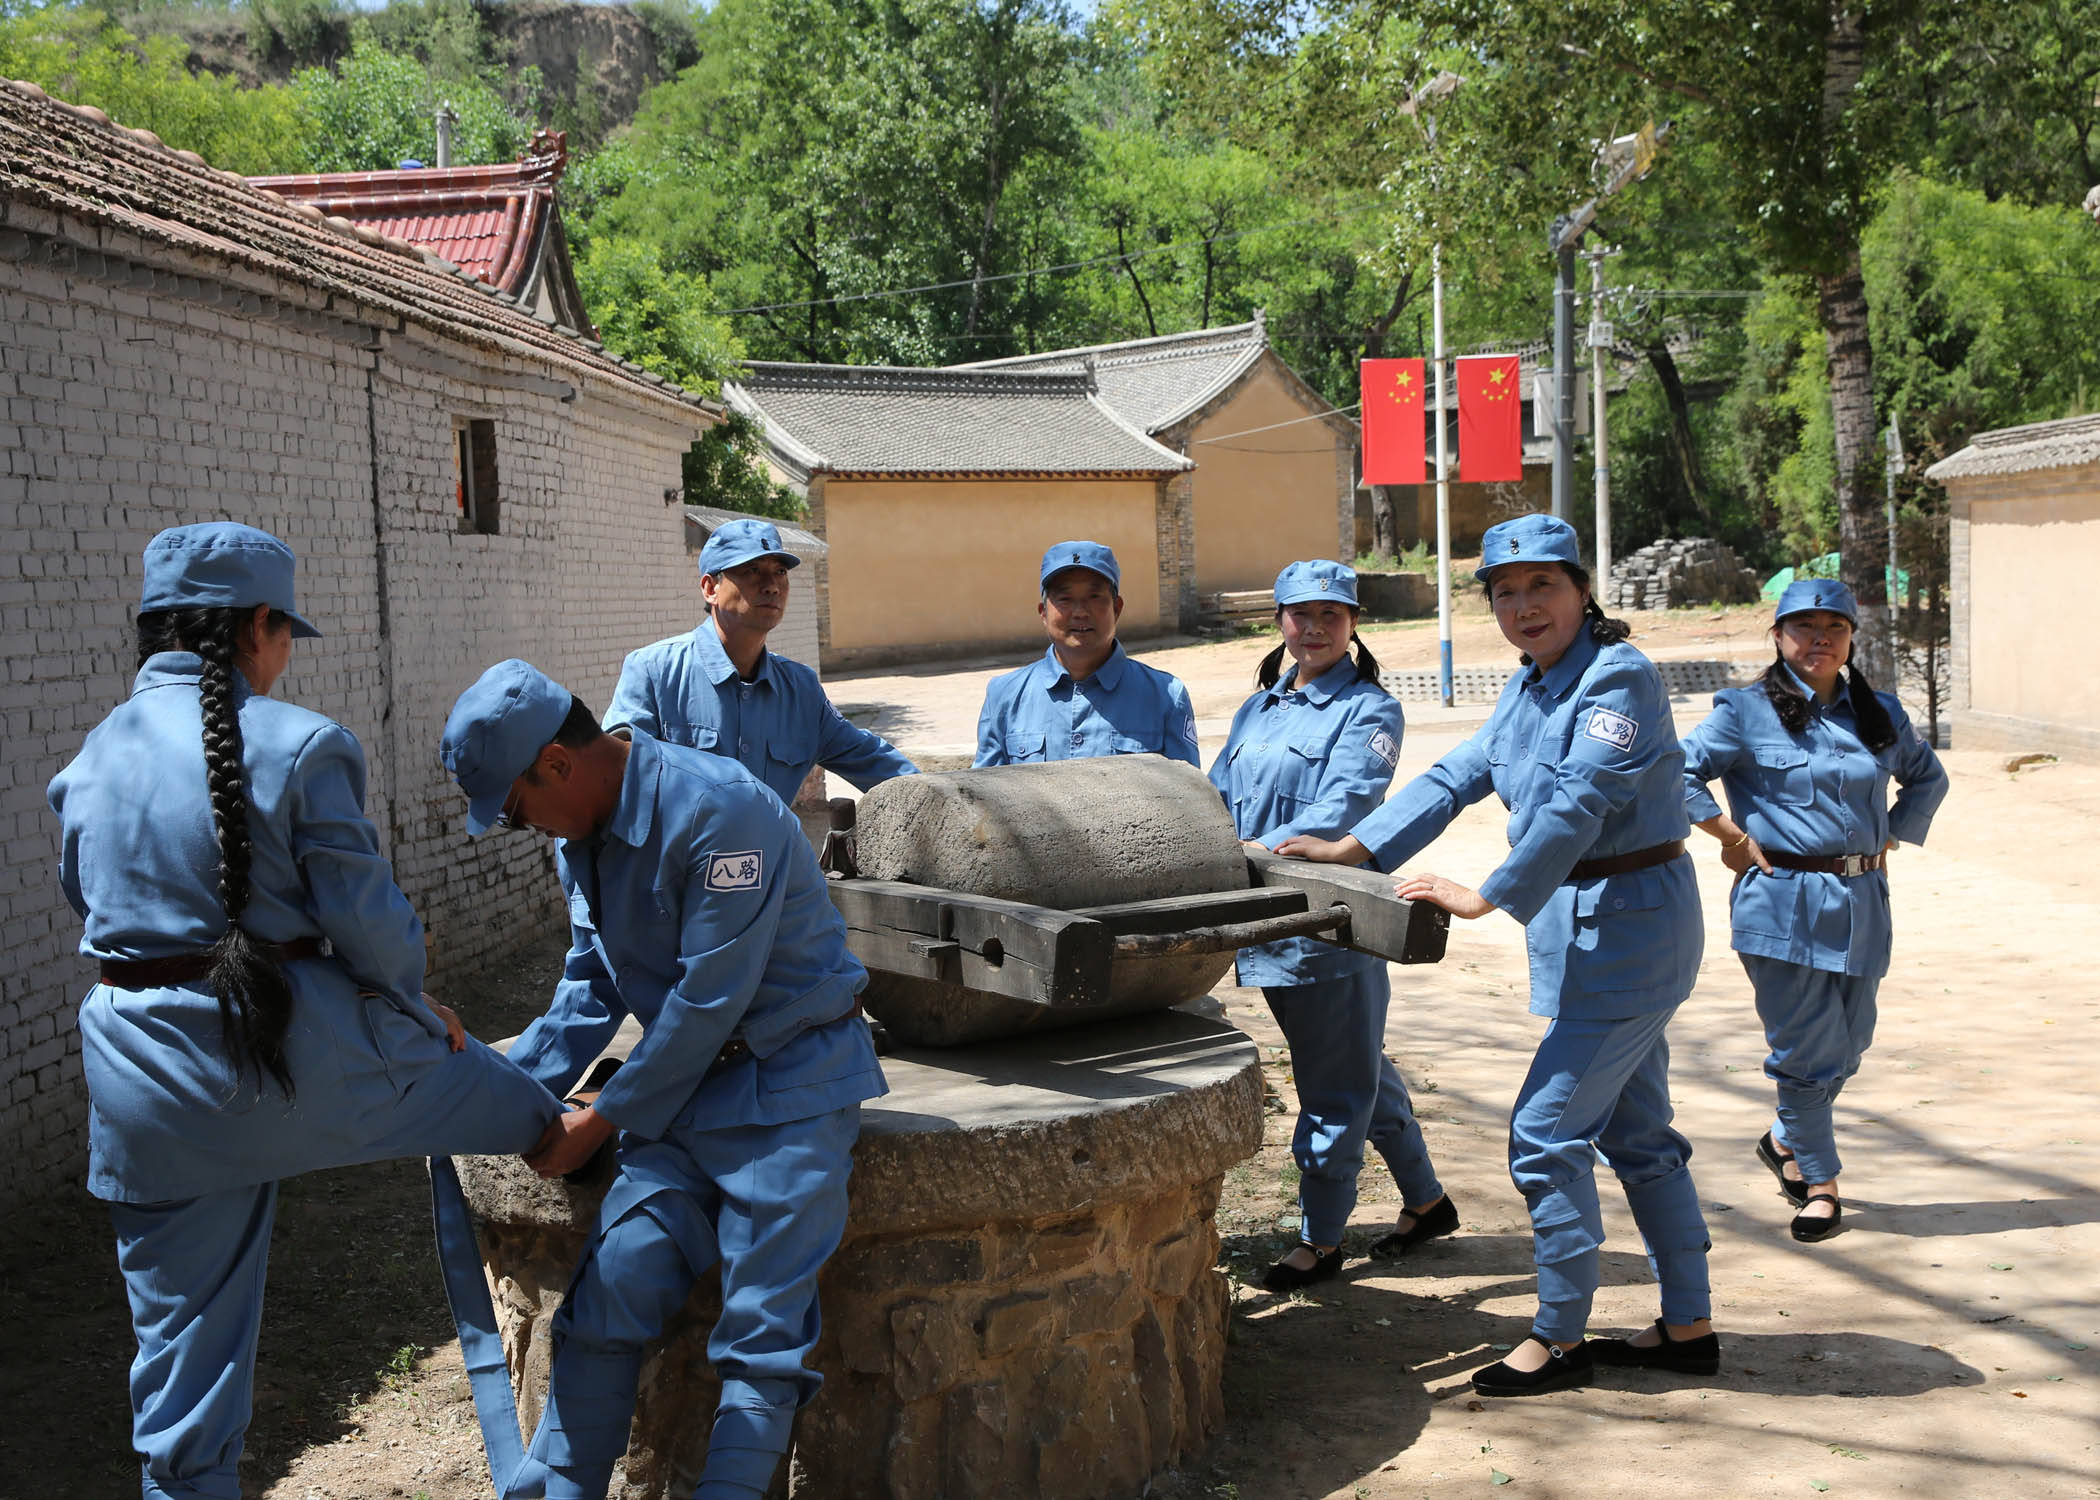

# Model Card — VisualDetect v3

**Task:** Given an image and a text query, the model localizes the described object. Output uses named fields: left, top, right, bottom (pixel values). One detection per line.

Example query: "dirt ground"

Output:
left=6, top=604, right=2096, bottom=1500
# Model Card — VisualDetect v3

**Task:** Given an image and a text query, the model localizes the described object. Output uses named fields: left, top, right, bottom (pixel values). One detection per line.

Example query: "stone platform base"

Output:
left=456, top=1009, right=1263, bottom=1498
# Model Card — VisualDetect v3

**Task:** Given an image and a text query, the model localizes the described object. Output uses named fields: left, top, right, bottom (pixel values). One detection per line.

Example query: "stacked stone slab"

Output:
left=1606, top=536, right=1762, bottom=611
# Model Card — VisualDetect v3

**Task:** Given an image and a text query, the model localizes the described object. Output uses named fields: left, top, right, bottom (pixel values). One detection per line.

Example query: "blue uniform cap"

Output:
left=441, top=660, right=574, bottom=835
left=1040, top=539, right=1120, bottom=593
left=1774, top=577, right=1859, bottom=626
left=698, top=517, right=801, bottom=578
left=1274, top=559, right=1360, bottom=608
left=1474, top=513, right=1581, bottom=581
left=140, top=522, right=322, bottom=638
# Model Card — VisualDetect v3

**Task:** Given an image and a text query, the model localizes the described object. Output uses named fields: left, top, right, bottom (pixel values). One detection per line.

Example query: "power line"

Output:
left=718, top=198, right=1389, bottom=316
left=1193, top=403, right=1362, bottom=444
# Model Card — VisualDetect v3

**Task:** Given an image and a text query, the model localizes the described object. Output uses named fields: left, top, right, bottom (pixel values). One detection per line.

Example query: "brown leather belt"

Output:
left=99, top=936, right=330, bottom=989
left=1764, top=850, right=1886, bottom=877
left=1566, top=840, right=1686, bottom=882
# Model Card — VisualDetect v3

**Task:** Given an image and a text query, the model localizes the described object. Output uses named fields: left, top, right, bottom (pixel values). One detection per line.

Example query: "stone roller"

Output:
left=828, top=756, right=1449, bottom=1047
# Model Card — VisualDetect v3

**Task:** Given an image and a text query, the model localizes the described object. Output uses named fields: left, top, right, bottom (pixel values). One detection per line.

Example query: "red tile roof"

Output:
left=248, top=133, right=567, bottom=295
left=0, top=82, right=710, bottom=416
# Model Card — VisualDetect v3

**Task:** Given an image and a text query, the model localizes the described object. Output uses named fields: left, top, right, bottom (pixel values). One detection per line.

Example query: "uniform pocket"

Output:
left=1751, top=745, right=1812, bottom=805
left=1572, top=867, right=1665, bottom=919
left=1006, top=732, right=1048, bottom=763
left=1110, top=730, right=1163, bottom=755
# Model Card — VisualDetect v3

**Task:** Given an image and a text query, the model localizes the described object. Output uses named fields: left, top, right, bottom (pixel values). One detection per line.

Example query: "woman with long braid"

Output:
left=47, top=524, right=561, bottom=1500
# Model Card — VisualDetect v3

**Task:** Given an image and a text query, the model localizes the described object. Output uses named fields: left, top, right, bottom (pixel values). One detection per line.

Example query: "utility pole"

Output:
left=1585, top=246, right=1619, bottom=594
left=1549, top=121, right=1668, bottom=534
left=1884, top=415, right=1905, bottom=658
left=1433, top=244, right=1454, bottom=706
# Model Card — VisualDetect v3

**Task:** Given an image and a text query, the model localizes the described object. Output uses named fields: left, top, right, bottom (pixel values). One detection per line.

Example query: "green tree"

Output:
left=0, top=6, right=311, bottom=172
left=292, top=34, right=530, bottom=172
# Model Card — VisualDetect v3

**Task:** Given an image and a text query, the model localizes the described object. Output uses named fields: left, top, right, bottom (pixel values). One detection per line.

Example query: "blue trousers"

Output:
left=516, top=1106, right=859, bottom=1500
left=1264, top=969, right=1443, bottom=1247
left=1508, top=1009, right=1711, bottom=1344
left=105, top=1036, right=559, bottom=1500
left=1742, top=954, right=1880, bottom=1185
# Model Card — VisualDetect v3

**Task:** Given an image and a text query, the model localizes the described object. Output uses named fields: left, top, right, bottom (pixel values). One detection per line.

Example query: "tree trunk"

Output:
left=1818, top=245, right=1891, bottom=682
left=1369, top=486, right=1400, bottom=560
left=1642, top=341, right=1710, bottom=528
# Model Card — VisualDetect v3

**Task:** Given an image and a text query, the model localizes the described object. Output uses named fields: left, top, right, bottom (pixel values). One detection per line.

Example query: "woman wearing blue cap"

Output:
left=46, top=523, right=561, bottom=1500
left=1279, top=514, right=1714, bottom=1396
left=1209, top=560, right=1457, bottom=1291
left=1680, top=579, right=1947, bottom=1242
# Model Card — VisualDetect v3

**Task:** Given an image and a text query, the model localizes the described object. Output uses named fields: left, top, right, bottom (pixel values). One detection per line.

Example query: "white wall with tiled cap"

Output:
left=0, top=224, right=710, bottom=1209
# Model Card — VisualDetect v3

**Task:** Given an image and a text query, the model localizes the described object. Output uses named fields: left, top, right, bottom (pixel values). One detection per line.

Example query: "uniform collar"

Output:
left=694, top=619, right=775, bottom=689
left=1045, top=638, right=1128, bottom=690
left=1780, top=661, right=1848, bottom=712
left=1533, top=626, right=1600, bottom=699
left=597, top=729, right=660, bottom=849
left=1270, top=655, right=1356, bottom=705
left=133, top=650, right=256, bottom=705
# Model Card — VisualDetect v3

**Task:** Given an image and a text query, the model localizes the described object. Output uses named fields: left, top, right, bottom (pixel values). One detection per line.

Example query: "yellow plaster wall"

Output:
left=1966, top=471, right=2100, bottom=730
left=821, top=476, right=1163, bottom=654
left=1184, top=364, right=1348, bottom=593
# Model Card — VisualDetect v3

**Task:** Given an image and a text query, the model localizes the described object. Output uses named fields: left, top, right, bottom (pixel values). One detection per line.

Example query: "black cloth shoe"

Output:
left=1262, top=1242, right=1344, bottom=1291
left=1372, top=1195, right=1460, bottom=1258
left=1589, top=1318, right=1722, bottom=1376
left=1790, top=1192, right=1843, bottom=1242
left=1757, top=1130, right=1810, bottom=1206
left=1471, top=1339, right=1594, bottom=1397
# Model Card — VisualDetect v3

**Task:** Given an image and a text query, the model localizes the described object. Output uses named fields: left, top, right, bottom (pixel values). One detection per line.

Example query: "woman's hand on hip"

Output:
left=1721, top=834, right=1773, bottom=877
left=1393, top=872, right=1493, bottom=920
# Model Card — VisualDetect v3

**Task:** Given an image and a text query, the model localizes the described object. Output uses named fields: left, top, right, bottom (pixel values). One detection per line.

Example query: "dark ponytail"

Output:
left=1758, top=640, right=1898, bottom=752
left=137, top=606, right=296, bottom=1095
left=1256, top=609, right=1385, bottom=691
left=1479, top=562, right=1630, bottom=665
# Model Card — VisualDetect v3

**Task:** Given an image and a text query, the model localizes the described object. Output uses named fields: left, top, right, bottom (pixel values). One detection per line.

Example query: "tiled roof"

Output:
left=248, top=132, right=566, bottom=296
left=0, top=80, right=710, bottom=415
left=961, top=320, right=1273, bottom=432
left=685, top=504, right=827, bottom=555
left=1925, top=413, right=2100, bottom=480
left=725, top=364, right=1193, bottom=480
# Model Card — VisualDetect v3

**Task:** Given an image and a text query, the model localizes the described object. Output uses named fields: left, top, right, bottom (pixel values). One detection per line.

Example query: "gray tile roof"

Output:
left=1926, top=413, right=2100, bottom=480
left=725, top=364, right=1192, bottom=480
left=684, top=505, right=826, bottom=556
left=961, top=321, right=1272, bottom=432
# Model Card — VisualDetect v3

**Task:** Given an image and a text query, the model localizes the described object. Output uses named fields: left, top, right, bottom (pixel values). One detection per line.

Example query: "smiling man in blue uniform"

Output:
left=974, top=539, right=1201, bottom=767
left=441, top=659, right=885, bottom=1500
left=607, top=517, right=916, bottom=805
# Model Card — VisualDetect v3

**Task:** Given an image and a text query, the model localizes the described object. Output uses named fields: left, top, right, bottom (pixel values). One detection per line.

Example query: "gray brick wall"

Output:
left=1, top=227, right=709, bottom=1208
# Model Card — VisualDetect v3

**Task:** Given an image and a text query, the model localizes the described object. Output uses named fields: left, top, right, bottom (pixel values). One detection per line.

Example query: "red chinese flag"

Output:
left=1360, top=358, right=1427, bottom=485
left=1457, top=354, right=1523, bottom=483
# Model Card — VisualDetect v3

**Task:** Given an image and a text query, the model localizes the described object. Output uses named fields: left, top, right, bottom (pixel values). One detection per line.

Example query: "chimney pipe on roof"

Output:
left=434, top=102, right=458, bottom=169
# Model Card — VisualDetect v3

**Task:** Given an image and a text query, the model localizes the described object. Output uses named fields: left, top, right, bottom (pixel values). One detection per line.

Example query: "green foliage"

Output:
left=245, top=0, right=343, bottom=64
left=292, top=35, right=532, bottom=171
left=683, top=411, right=806, bottom=519
left=573, top=235, right=742, bottom=393
left=0, top=6, right=311, bottom=171
left=632, top=0, right=702, bottom=75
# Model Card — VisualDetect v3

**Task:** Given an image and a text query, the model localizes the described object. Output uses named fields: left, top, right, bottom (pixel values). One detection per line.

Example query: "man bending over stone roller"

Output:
left=442, top=660, right=886, bottom=1499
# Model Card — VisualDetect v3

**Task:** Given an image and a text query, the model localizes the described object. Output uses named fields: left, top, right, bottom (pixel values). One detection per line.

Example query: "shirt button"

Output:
left=739, top=741, right=749, bottom=754
left=1071, top=733, right=1084, bottom=747
left=1611, top=898, right=1626, bottom=910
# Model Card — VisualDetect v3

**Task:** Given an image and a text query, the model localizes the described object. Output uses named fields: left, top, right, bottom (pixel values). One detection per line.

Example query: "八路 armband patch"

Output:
left=705, top=850, right=763, bottom=891
left=1584, top=708, right=1638, bottom=751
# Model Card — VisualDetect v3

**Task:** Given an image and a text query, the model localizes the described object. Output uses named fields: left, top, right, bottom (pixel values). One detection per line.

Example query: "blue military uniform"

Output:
left=974, top=540, right=1200, bottom=768
left=1681, top=579, right=1948, bottom=1187
left=1346, top=516, right=1709, bottom=1348
left=441, top=661, right=885, bottom=1500
left=606, top=519, right=916, bottom=805
left=1208, top=561, right=1441, bottom=1250
left=47, top=525, right=559, bottom=1500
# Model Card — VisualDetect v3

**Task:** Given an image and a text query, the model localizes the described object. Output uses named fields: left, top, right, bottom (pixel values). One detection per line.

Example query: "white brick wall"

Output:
left=0, top=229, right=711, bottom=1208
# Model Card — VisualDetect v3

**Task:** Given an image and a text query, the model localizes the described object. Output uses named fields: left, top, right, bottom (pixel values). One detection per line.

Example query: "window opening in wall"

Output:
left=454, top=418, right=500, bottom=534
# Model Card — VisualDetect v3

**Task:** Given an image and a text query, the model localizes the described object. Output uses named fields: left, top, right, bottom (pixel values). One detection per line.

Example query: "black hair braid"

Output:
left=1256, top=610, right=1385, bottom=692
left=1842, top=655, right=1899, bottom=752
left=141, top=605, right=297, bottom=1094
left=1758, top=653, right=1813, bottom=733
left=1583, top=596, right=1633, bottom=645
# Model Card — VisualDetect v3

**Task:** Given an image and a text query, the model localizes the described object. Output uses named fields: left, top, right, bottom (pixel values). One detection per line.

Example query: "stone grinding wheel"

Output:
left=853, top=757, right=1250, bottom=1045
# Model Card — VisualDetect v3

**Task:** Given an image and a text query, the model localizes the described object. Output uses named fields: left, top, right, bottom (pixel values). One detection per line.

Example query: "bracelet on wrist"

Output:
left=1723, top=832, right=1749, bottom=849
